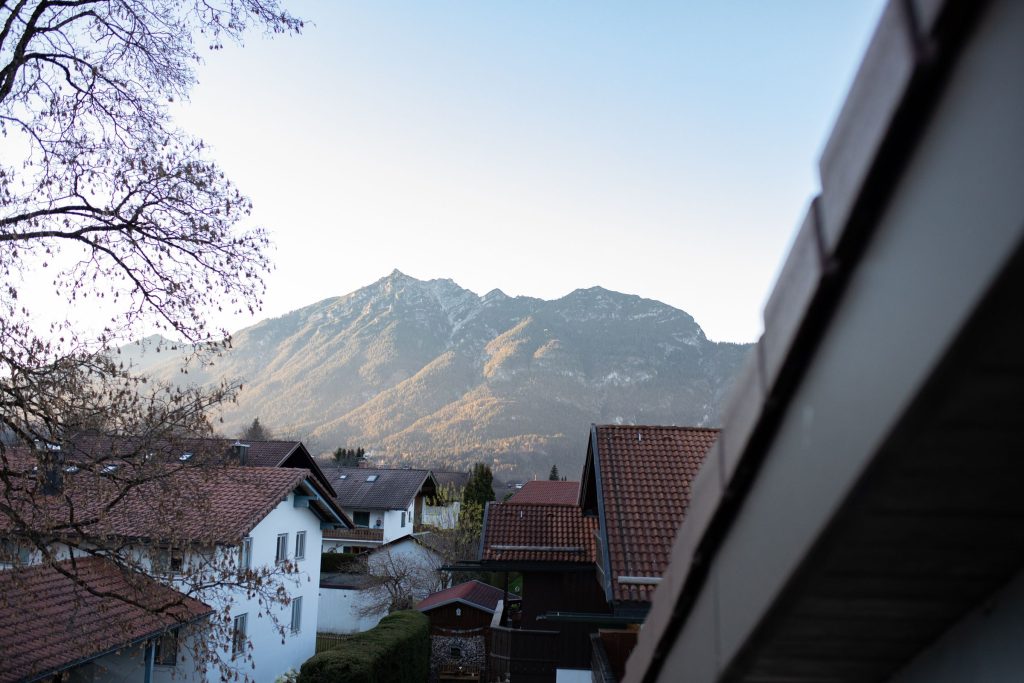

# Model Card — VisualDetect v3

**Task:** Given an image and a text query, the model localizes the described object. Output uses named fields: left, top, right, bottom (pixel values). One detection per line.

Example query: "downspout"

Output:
left=144, top=640, right=155, bottom=683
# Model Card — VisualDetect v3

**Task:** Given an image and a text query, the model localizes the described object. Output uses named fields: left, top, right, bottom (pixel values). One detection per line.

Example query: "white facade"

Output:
left=318, top=585, right=385, bottom=634
left=208, top=489, right=323, bottom=683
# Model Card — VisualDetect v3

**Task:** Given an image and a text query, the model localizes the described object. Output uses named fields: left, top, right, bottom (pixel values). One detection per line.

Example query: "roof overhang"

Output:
left=626, top=1, right=1024, bottom=681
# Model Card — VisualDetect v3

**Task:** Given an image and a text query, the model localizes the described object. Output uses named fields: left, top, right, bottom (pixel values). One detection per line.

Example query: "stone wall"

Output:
left=431, top=630, right=486, bottom=677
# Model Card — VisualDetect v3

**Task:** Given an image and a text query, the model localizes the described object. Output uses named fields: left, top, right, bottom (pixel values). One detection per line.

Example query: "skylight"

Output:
left=179, top=452, right=193, bottom=462
left=102, top=464, right=118, bottom=474
left=339, top=474, right=348, bottom=480
left=366, top=475, right=378, bottom=482
left=63, top=465, right=79, bottom=474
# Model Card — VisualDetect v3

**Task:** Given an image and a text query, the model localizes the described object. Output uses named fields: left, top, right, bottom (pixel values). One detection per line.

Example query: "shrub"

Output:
left=298, top=611, right=429, bottom=683
left=320, top=552, right=360, bottom=573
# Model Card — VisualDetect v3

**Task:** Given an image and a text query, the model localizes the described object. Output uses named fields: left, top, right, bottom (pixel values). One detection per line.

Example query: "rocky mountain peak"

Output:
left=125, top=273, right=751, bottom=478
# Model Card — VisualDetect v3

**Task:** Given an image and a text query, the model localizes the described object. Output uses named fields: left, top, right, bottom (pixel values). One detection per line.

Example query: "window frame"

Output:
left=231, top=613, right=248, bottom=658
left=154, top=630, right=179, bottom=667
left=153, top=546, right=184, bottom=575
left=295, top=530, right=306, bottom=560
left=239, top=537, right=253, bottom=572
left=275, top=533, right=288, bottom=564
left=401, top=510, right=406, bottom=528
left=290, top=596, right=303, bottom=634
left=353, top=510, right=370, bottom=528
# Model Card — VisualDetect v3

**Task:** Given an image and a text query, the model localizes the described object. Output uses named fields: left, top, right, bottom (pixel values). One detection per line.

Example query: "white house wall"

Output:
left=213, top=490, right=323, bottom=683
left=317, top=586, right=384, bottom=634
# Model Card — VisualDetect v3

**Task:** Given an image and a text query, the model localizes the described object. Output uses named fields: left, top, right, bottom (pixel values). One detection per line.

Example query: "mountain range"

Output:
left=124, top=270, right=752, bottom=479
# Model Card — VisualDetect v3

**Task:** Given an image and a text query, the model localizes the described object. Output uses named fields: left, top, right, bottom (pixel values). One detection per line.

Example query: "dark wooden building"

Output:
left=418, top=580, right=515, bottom=683
left=474, top=426, right=717, bottom=682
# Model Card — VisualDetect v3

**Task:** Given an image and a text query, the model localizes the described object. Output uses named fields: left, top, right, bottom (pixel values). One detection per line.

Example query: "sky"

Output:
left=169, top=1, right=887, bottom=343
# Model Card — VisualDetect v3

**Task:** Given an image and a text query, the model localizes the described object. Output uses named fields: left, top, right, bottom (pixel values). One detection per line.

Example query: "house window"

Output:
left=239, top=537, right=252, bottom=572
left=0, top=539, right=31, bottom=566
left=276, top=533, right=288, bottom=564
left=353, top=511, right=370, bottom=527
left=295, top=531, right=306, bottom=560
left=154, top=630, right=178, bottom=666
left=450, top=646, right=462, bottom=659
left=154, top=546, right=184, bottom=575
left=231, top=614, right=247, bottom=657
left=401, top=511, right=406, bottom=528
left=290, top=596, right=303, bottom=634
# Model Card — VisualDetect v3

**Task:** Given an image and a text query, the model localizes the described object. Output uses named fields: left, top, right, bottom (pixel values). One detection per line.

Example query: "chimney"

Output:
left=233, top=441, right=250, bottom=465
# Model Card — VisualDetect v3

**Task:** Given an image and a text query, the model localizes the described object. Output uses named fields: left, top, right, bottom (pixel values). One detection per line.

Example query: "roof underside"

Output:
left=626, top=1, right=1024, bottom=681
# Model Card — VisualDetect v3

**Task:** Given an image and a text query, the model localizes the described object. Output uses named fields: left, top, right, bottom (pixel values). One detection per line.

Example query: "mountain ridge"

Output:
left=124, top=271, right=751, bottom=478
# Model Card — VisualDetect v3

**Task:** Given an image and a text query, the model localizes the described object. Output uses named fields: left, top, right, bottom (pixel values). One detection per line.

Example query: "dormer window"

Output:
left=366, top=475, right=378, bottom=482
left=179, top=452, right=193, bottom=462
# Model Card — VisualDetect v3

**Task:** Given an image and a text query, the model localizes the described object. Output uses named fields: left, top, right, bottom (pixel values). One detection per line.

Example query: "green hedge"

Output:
left=320, top=552, right=360, bottom=573
left=298, top=611, right=429, bottom=683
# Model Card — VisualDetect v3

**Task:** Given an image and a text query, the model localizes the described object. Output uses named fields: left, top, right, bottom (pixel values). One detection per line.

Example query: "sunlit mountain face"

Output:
left=125, top=271, right=751, bottom=479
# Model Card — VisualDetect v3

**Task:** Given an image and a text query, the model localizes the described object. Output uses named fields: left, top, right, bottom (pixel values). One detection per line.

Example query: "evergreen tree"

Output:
left=242, top=417, right=271, bottom=441
left=464, top=463, right=495, bottom=505
left=549, top=465, right=560, bottom=481
left=333, top=447, right=367, bottom=467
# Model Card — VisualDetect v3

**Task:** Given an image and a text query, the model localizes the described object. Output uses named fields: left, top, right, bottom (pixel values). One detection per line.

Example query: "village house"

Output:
left=0, top=557, right=213, bottom=683
left=319, top=466, right=443, bottom=551
left=0, top=442, right=351, bottom=683
left=471, top=425, right=717, bottom=683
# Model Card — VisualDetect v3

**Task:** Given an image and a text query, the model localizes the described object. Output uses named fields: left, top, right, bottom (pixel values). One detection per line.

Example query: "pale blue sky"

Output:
left=173, top=1, right=887, bottom=342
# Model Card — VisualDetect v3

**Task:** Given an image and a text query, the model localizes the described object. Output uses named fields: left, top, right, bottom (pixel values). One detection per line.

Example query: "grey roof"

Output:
left=58, top=434, right=336, bottom=497
left=320, top=466, right=437, bottom=510
left=432, top=470, right=470, bottom=490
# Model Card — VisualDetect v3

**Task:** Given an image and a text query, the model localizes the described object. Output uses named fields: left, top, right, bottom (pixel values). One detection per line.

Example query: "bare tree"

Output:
left=356, top=544, right=445, bottom=619
left=0, top=0, right=308, bottom=678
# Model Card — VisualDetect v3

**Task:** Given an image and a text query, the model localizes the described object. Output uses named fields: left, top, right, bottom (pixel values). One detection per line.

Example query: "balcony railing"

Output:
left=323, top=528, right=384, bottom=542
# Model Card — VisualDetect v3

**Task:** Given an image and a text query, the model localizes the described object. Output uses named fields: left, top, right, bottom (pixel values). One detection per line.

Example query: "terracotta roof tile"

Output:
left=0, top=557, right=211, bottom=682
left=417, top=579, right=512, bottom=614
left=481, top=502, right=597, bottom=564
left=508, top=480, right=580, bottom=505
left=1, top=463, right=316, bottom=544
left=595, top=425, right=718, bottom=603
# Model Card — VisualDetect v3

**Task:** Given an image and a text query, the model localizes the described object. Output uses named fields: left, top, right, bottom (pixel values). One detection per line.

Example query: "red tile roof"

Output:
left=2, top=464, right=324, bottom=544
left=417, top=579, right=513, bottom=614
left=593, top=425, right=718, bottom=604
left=480, top=502, right=597, bottom=564
left=508, top=480, right=580, bottom=505
left=0, top=557, right=211, bottom=682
